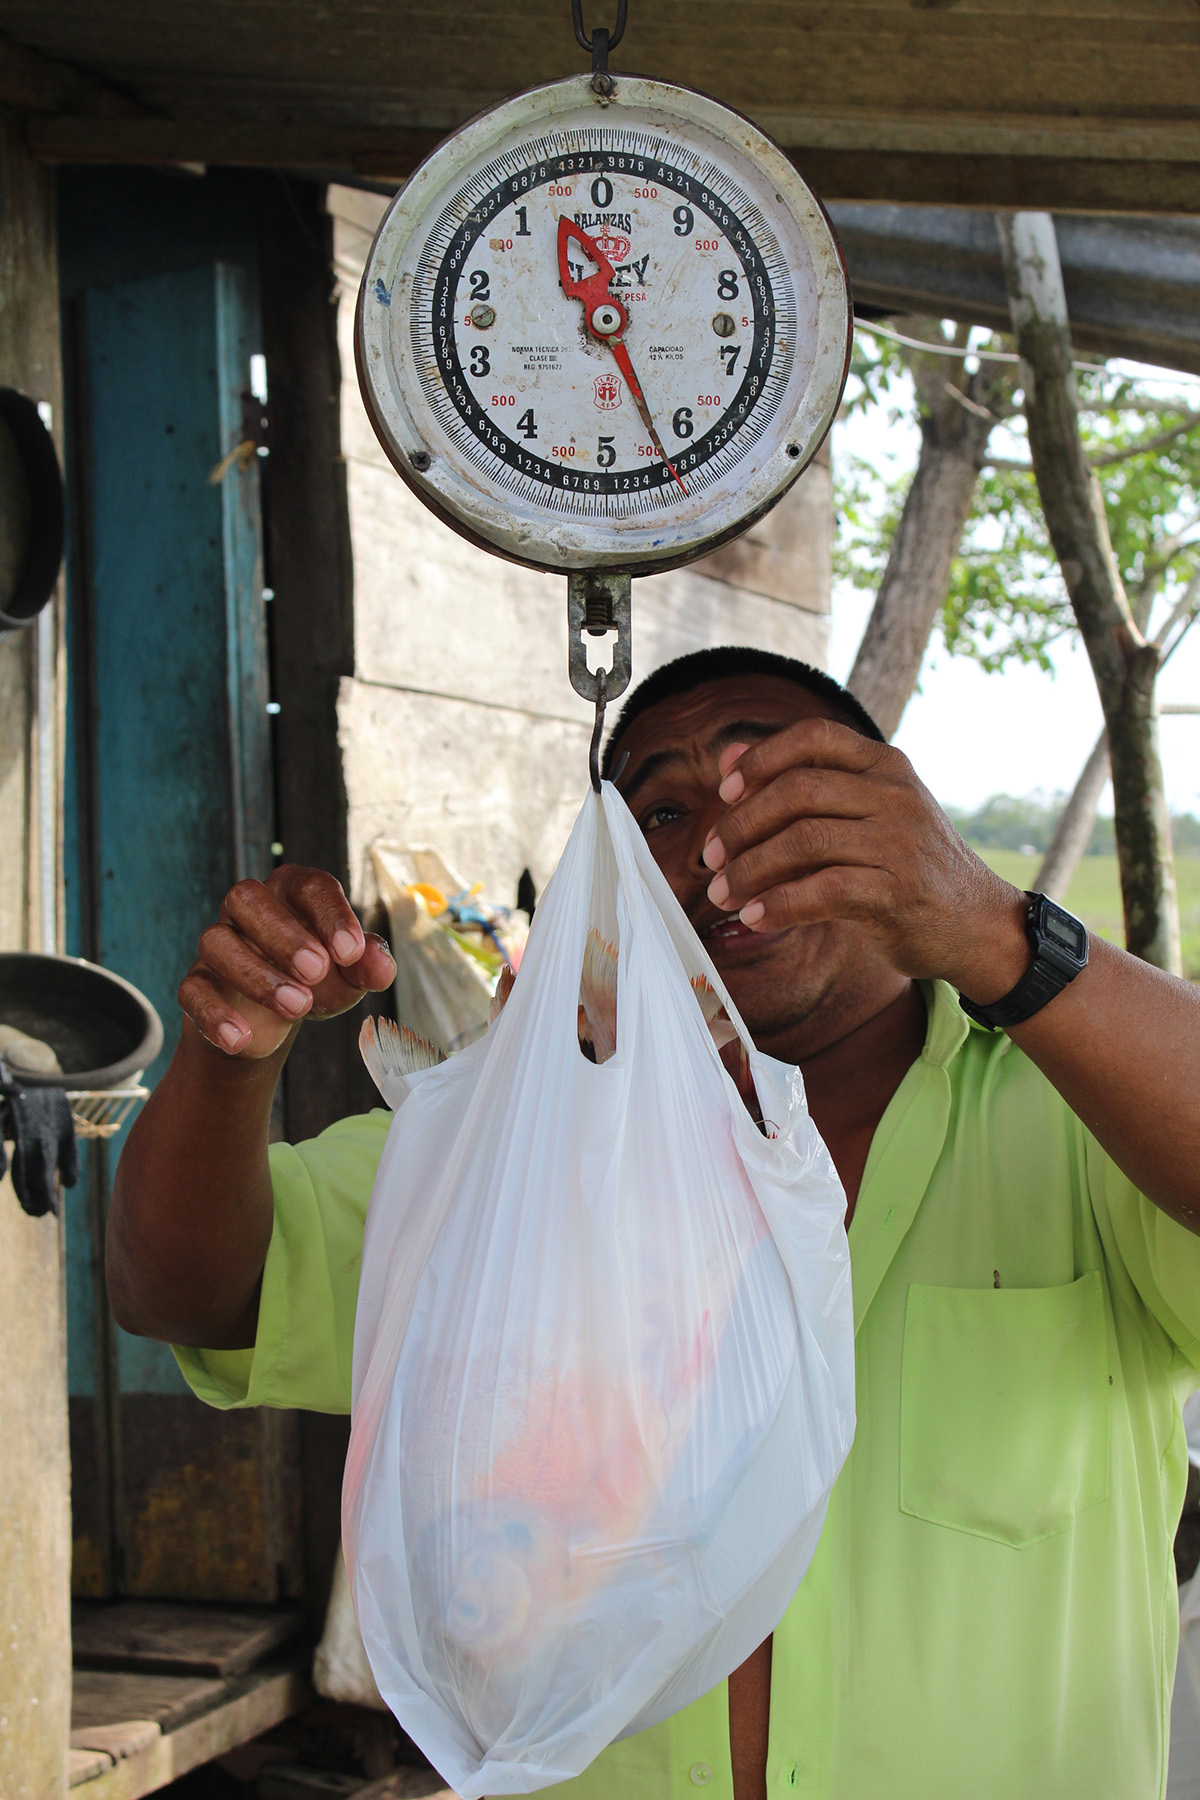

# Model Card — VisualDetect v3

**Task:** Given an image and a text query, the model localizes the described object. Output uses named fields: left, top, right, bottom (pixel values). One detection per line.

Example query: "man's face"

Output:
left=613, top=673, right=885, bottom=1049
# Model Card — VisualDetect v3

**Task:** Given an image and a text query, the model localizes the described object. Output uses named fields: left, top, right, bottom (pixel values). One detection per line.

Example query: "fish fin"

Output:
left=719, top=1035, right=758, bottom=1116
left=580, top=929, right=618, bottom=1063
left=489, top=962, right=516, bottom=1025
left=691, top=974, right=739, bottom=1051
left=359, top=1015, right=445, bottom=1107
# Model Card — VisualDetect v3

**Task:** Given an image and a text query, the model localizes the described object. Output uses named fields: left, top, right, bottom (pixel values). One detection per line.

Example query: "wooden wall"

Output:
left=0, top=107, right=71, bottom=1800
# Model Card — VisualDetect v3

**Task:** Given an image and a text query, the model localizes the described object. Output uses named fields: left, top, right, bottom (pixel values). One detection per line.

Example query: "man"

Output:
left=110, top=647, right=1200, bottom=1800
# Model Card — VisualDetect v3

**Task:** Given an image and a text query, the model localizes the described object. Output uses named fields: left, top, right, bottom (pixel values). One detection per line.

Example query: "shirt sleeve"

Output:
left=172, top=1108, right=391, bottom=1412
left=1086, top=1132, right=1200, bottom=1372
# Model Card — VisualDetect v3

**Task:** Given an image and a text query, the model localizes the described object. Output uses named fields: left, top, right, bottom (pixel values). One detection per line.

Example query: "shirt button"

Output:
left=689, top=1765, right=714, bottom=1788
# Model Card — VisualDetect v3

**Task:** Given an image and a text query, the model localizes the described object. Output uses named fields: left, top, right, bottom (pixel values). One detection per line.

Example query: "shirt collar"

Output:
left=920, top=979, right=973, bottom=1069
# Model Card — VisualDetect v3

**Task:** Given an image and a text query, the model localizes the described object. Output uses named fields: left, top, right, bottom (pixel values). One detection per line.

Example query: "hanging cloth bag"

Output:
left=343, top=782, right=855, bottom=1797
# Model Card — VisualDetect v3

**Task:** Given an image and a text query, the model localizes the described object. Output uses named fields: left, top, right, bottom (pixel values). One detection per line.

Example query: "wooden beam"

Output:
left=0, top=110, right=71, bottom=1800
left=789, top=149, right=1200, bottom=213
left=28, top=103, right=1200, bottom=170
left=25, top=111, right=1200, bottom=212
left=27, top=114, right=441, bottom=174
left=0, top=29, right=142, bottom=117
left=758, top=108, right=1200, bottom=165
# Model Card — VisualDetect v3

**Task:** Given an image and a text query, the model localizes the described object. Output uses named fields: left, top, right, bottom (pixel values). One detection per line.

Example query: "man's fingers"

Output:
left=708, top=817, right=884, bottom=913
left=223, top=879, right=332, bottom=984
left=265, top=865, right=366, bottom=965
left=180, top=869, right=394, bottom=1052
left=178, top=968, right=288, bottom=1056
left=735, top=864, right=899, bottom=934
left=356, top=934, right=398, bottom=992
left=307, top=934, right=396, bottom=1016
left=717, top=717, right=893, bottom=804
left=197, top=924, right=314, bottom=1019
left=704, top=766, right=876, bottom=872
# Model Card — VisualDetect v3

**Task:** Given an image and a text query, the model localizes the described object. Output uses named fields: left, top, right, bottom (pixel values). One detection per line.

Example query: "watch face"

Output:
left=1039, top=901, right=1087, bottom=961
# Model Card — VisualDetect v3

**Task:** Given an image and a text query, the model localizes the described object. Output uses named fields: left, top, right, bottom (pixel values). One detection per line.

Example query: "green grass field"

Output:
left=969, top=847, right=1200, bottom=980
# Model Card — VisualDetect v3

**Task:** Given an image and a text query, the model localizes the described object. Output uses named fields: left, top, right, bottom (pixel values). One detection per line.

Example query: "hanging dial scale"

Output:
left=357, top=7, right=851, bottom=778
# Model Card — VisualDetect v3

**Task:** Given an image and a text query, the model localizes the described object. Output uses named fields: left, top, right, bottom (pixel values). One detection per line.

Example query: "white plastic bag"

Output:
left=343, top=782, right=855, bottom=1797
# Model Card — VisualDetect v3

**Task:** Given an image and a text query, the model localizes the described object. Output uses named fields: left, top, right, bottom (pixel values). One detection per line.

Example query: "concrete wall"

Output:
left=0, top=116, right=71, bottom=1800
left=330, top=185, right=830, bottom=908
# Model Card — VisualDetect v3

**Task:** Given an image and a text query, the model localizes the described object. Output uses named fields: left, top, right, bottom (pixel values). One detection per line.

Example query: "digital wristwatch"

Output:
left=959, top=892, right=1089, bottom=1031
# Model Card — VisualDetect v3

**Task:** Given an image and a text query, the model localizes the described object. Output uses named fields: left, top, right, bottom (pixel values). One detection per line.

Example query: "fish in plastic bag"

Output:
left=343, top=781, right=855, bottom=1797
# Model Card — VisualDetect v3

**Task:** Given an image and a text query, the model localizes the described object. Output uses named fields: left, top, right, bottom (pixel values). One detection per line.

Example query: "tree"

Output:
left=835, top=285, right=1200, bottom=968
left=999, top=213, right=1182, bottom=970
left=1036, top=569, right=1200, bottom=899
left=842, top=319, right=1016, bottom=738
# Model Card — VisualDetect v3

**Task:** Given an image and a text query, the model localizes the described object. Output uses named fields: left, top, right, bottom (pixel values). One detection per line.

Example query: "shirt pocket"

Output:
left=899, top=1271, right=1110, bottom=1548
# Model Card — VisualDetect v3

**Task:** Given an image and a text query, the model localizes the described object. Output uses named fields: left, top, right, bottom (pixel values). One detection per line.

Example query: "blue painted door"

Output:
left=63, top=242, right=295, bottom=1599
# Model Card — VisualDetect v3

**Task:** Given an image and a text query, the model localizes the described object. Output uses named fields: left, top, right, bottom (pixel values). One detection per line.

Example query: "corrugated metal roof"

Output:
left=832, top=206, right=1200, bottom=375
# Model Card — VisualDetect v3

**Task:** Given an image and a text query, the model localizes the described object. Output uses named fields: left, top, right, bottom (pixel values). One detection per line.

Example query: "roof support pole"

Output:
left=998, top=210, right=1180, bottom=972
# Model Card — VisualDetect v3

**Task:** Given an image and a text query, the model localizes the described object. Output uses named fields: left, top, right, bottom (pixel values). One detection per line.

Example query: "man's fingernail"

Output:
left=294, top=947, right=326, bottom=982
left=332, top=929, right=359, bottom=962
left=702, top=837, right=726, bottom=871
left=740, top=900, right=766, bottom=927
left=718, top=771, right=745, bottom=803
left=277, top=983, right=311, bottom=1016
left=218, top=1022, right=244, bottom=1051
left=707, top=873, right=730, bottom=908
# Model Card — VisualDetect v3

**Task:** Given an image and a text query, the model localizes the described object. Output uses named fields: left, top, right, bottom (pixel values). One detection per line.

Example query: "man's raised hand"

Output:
left=700, top=718, right=1028, bottom=995
left=178, top=866, right=396, bottom=1059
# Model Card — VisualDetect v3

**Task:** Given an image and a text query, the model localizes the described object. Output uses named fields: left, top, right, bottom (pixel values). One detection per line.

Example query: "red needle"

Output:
left=607, top=339, right=688, bottom=495
left=556, top=216, right=688, bottom=497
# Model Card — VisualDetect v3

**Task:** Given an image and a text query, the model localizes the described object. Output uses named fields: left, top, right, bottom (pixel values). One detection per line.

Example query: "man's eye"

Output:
left=641, top=802, right=685, bottom=833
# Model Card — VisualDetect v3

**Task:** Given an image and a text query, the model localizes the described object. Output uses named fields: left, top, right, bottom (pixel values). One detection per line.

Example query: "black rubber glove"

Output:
left=0, top=1056, right=79, bottom=1218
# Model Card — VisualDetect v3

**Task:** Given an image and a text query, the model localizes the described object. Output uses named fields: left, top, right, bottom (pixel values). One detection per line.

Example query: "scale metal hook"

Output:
left=589, top=668, right=608, bottom=793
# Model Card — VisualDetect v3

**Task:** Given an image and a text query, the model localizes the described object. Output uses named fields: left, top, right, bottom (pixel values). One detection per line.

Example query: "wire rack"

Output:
left=66, top=1085, right=149, bottom=1140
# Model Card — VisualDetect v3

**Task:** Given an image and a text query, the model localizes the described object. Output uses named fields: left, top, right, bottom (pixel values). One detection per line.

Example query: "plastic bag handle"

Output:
left=487, top=789, right=609, bottom=1060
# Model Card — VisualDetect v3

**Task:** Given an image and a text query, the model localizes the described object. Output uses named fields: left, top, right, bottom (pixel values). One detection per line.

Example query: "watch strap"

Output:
left=959, top=893, right=1088, bottom=1031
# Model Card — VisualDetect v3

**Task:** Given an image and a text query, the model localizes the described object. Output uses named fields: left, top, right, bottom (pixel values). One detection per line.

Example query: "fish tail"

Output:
left=691, top=974, right=739, bottom=1051
left=359, top=1014, right=445, bottom=1105
left=489, top=962, right=516, bottom=1024
left=580, top=929, right=618, bottom=1063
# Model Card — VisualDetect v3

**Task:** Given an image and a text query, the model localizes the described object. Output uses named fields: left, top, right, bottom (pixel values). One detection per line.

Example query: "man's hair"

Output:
left=600, top=646, right=886, bottom=777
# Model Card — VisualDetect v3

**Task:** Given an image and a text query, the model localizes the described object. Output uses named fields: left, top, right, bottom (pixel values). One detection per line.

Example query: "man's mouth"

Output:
left=698, top=914, right=790, bottom=958
left=704, top=918, right=757, bottom=941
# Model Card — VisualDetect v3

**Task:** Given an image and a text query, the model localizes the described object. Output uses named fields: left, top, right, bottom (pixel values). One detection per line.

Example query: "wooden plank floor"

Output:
left=72, top=1670, right=227, bottom=1731
left=69, top=1603, right=312, bottom=1797
left=69, top=1663, right=312, bottom=1796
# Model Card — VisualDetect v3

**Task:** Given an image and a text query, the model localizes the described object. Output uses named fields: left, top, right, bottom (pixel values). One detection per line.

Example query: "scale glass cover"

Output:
left=357, top=72, right=851, bottom=580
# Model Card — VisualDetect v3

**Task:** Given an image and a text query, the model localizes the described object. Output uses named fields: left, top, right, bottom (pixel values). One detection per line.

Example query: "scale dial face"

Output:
left=358, top=74, right=851, bottom=576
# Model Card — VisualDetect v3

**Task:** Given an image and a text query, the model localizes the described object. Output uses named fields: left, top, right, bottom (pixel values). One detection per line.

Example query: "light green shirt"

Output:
left=177, top=982, right=1200, bottom=1800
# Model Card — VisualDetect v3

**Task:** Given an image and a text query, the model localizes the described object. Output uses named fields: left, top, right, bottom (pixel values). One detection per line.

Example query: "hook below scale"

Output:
left=589, top=669, right=607, bottom=792
left=567, top=570, right=632, bottom=793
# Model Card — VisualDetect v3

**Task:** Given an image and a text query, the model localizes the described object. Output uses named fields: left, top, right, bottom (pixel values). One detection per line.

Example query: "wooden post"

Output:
left=998, top=211, right=1182, bottom=973
left=0, top=114, right=71, bottom=1800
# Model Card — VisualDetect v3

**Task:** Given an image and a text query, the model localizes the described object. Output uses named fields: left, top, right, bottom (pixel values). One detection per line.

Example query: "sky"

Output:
left=826, top=347, right=1200, bottom=820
